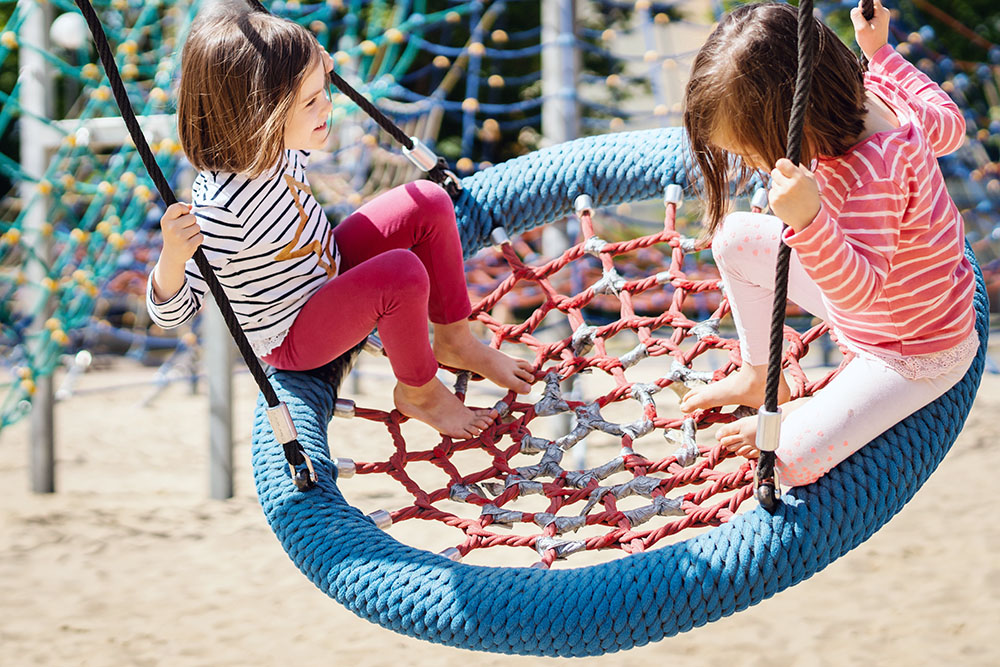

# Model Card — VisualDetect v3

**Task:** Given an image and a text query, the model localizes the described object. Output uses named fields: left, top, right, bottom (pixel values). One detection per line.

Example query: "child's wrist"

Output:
left=865, top=42, right=889, bottom=61
left=158, top=248, right=190, bottom=269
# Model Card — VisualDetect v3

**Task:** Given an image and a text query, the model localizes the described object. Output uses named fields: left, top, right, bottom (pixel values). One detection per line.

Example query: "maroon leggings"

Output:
left=261, top=180, right=471, bottom=386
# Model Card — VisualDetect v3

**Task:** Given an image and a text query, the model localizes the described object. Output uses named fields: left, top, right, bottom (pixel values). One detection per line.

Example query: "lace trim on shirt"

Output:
left=834, top=328, right=979, bottom=380
left=250, top=328, right=291, bottom=359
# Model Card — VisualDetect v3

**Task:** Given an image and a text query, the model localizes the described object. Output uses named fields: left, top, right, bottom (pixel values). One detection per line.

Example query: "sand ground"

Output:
left=2, top=339, right=999, bottom=667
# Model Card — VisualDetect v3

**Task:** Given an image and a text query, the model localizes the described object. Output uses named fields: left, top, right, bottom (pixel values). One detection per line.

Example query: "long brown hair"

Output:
left=683, top=2, right=867, bottom=236
left=177, top=0, right=322, bottom=179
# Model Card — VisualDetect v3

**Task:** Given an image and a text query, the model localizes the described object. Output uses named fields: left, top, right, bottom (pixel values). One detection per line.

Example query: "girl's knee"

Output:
left=409, top=180, right=455, bottom=216
left=712, top=212, right=781, bottom=267
left=381, top=248, right=429, bottom=295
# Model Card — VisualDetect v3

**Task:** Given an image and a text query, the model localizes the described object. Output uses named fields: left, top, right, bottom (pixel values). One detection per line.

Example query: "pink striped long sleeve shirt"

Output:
left=783, top=44, right=975, bottom=359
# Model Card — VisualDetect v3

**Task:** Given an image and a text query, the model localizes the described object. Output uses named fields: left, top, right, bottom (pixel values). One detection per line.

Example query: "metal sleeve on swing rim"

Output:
left=490, top=226, right=511, bottom=246
left=402, top=137, right=439, bottom=172
left=266, top=403, right=298, bottom=444
left=755, top=406, right=782, bottom=453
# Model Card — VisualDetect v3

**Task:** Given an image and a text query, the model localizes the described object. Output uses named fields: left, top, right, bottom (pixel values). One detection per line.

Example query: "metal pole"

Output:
left=541, top=0, right=580, bottom=255
left=541, top=0, right=581, bottom=454
left=21, top=0, right=56, bottom=493
left=204, top=300, right=234, bottom=499
left=541, top=0, right=579, bottom=148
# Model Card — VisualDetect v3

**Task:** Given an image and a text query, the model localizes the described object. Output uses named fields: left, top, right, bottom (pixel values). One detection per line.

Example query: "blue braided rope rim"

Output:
left=251, top=128, right=989, bottom=656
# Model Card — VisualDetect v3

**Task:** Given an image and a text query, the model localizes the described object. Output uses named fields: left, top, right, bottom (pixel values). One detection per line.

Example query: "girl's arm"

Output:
left=868, top=47, right=965, bottom=156
left=853, top=0, right=965, bottom=156
left=146, top=203, right=241, bottom=329
left=783, top=178, right=907, bottom=313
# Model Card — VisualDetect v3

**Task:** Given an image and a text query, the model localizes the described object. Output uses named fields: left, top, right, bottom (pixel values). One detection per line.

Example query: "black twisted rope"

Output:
left=758, top=0, right=818, bottom=509
left=758, top=0, right=877, bottom=509
left=73, top=0, right=311, bottom=473
left=860, top=0, right=877, bottom=69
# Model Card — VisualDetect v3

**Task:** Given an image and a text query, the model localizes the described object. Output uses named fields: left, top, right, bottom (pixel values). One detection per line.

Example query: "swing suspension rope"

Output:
left=755, top=0, right=875, bottom=510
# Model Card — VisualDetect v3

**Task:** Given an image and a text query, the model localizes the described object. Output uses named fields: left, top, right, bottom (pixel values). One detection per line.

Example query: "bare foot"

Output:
left=680, top=363, right=790, bottom=413
left=393, top=377, right=495, bottom=439
left=433, top=321, right=535, bottom=394
left=716, top=415, right=761, bottom=459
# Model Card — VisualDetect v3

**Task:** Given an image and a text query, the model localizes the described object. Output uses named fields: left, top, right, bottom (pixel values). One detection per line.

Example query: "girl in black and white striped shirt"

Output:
left=147, top=1, right=533, bottom=438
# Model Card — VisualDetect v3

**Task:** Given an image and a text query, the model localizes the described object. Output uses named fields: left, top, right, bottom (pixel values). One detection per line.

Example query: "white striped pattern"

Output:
left=784, top=45, right=975, bottom=358
left=146, top=150, right=340, bottom=357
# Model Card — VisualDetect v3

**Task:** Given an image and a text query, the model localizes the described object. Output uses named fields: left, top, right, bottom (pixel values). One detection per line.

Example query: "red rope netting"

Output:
left=338, top=188, right=847, bottom=568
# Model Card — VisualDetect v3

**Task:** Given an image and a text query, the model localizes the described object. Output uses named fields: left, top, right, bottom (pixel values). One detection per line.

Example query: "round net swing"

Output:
left=251, top=127, right=990, bottom=656
left=49, top=0, right=989, bottom=655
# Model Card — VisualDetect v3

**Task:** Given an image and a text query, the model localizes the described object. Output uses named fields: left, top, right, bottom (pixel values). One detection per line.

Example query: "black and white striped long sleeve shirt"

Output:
left=145, top=150, right=340, bottom=357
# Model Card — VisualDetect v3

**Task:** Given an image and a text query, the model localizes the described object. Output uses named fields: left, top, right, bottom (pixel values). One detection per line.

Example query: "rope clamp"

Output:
left=755, top=406, right=781, bottom=452
left=491, top=226, right=511, bottom=246
left=266, top=402, right=298, bottom=444
left=334, top=398, right=356, bottom=419
left=440, top=167, right=463, bottom=194
left=753, top=461, right=781, bottom=503
left=402, top=137, right=439, bottom=171
left=574, top=194, right=594, bottom=215
left=363, top=333, right=383, bottom=356
left=334, top=457, right=356, bottom=479
left=402, top=137, right=463, bottom=194
left=663, top=184, right=683, bottom=207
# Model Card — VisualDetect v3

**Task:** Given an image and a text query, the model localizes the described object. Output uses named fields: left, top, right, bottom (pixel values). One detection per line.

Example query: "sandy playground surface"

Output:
left=1, top=337, right=999, bottom=667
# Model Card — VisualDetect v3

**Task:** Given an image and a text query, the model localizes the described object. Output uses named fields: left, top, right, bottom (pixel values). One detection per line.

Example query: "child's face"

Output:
left=284, top=57, right=333, bottom=152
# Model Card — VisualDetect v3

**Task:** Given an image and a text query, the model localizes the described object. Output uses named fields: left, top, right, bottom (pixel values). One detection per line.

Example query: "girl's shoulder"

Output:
left=192, top=169, right=250, bottom=209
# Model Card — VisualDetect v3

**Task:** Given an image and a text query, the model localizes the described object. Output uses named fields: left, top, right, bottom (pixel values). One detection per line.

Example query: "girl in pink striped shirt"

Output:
left=680, top=0, right=978, bottom=485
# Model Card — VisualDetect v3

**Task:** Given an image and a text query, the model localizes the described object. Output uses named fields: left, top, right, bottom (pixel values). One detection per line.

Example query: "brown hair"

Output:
left=177, top=1, right=322, bottom=178
left=683, top=2, right=867, bottom=236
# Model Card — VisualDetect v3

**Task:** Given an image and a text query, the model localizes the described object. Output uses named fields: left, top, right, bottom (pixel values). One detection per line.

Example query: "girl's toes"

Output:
left=716, top=423, right=737, bottom=440
left=680, top=391, right=703, bottom=413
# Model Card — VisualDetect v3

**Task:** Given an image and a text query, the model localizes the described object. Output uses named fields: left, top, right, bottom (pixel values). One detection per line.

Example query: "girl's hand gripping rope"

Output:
left=151, top=202, right=202, bottom=303
left=851, top=0, right=890, bottom=61
left=768, top=159, right=821, bottom=233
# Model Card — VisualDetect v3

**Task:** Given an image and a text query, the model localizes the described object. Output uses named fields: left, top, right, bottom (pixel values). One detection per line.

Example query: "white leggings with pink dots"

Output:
left=713, top=212, right=976, bottom=487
